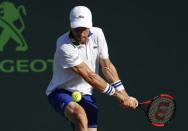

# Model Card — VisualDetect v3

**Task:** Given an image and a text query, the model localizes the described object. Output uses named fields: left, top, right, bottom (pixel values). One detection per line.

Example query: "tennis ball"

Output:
left=72, top=91, right=82, bottom=102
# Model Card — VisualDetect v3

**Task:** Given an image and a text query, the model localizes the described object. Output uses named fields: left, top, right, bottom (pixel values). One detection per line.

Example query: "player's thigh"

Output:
left=64, top=101, right=88, bottom=123
left=88, top=128, right=97, bottom=131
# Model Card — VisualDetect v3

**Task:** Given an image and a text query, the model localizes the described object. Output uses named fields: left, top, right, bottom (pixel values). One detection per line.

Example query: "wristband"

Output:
left=111, top=80, right=125, bottom=91
left=103, top=83, right=115, bottom=96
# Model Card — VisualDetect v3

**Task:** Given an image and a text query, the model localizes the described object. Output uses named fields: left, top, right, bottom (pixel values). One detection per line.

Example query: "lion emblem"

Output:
left=0, top=1, right=28, bottom=52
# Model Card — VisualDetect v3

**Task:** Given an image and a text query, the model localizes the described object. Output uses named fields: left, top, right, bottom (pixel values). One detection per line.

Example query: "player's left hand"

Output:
left=120, top=96, right=138, bottom=109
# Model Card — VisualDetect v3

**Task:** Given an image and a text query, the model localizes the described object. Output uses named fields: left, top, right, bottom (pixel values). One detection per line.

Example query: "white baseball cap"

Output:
left=69, top=6, right=92, bottom=28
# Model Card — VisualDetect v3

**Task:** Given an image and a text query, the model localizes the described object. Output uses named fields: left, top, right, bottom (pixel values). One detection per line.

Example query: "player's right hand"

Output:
left=113, top=90, right=138, bottom=109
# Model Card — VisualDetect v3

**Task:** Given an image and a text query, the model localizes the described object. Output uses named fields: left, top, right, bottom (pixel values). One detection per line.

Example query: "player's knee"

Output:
left=65, top=102, right=88, bottom=127
left=73, top=106, right=88, bottom=125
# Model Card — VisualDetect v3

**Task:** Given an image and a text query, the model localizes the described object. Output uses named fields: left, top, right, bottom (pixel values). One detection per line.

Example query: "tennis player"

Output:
left=46, top=6, right=138, bottom=131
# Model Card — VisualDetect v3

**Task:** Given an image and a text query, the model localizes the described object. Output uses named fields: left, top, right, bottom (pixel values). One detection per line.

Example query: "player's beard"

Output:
left=77, top=36, right=88, bottom=44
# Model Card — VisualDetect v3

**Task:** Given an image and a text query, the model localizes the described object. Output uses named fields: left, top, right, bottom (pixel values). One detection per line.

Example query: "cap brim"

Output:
left=70, top=20, right=92, bottom=29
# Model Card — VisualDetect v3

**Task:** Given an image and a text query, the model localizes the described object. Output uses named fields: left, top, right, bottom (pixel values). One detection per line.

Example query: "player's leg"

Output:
left=64, top=101, right=88, bottom=131
left=79, top=95, right=98, bottom=131
left=48, top=89, right=89, bottom=131
left=88, top=128, right=97, bottom=131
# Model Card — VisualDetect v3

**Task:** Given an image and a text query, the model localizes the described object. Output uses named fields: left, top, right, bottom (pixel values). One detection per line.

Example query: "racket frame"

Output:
left=138, top=93, right=176, bottom=127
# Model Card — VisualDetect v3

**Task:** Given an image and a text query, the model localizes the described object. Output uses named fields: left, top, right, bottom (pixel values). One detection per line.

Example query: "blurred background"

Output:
left=0, top=0, right=186, bottom=131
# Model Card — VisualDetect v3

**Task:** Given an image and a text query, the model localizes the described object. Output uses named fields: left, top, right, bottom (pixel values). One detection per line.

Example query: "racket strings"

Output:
left=148, top=97, right=175, bottom=124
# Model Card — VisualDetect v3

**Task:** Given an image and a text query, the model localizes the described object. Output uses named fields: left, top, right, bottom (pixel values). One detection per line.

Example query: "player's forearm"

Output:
left=101, top=62, right=120, bottom=83
left=81, top=68, right=129, bottom=101
left=71, top=62, right=109, bottom=92
left=83, top=70, right=108, bottom=92
left=100, top=59, right=130, bottom=97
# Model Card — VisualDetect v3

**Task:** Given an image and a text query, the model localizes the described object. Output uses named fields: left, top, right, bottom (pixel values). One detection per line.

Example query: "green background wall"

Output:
left=0, top=0, right=186, bottom=131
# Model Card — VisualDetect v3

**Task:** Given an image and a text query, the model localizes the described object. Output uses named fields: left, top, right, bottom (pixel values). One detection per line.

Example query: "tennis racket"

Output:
left=138, top=93, right=176, bottom=127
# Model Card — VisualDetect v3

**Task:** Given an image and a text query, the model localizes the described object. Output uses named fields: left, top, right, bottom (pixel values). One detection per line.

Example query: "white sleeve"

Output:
left=98, top=28, right=109, bottom=59
left=58, top=44, right=83, bottom=68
